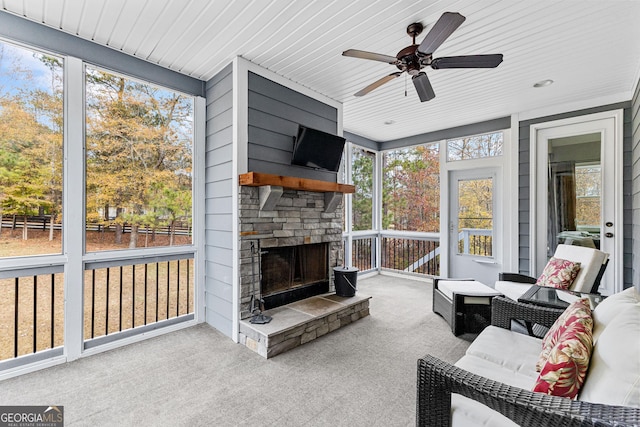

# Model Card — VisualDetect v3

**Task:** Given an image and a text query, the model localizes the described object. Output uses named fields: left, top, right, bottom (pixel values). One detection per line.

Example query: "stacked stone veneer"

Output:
left=239, top=186, right=344, bottom=319
left=239, top=295, right=371, bottom=358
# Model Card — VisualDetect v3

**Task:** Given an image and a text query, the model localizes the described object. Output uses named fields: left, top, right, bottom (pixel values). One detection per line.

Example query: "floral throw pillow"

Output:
left=532, top=311, right=594, bottom=399
left=535, top=257, right=581, bottom=290
left=536, top=298, right=592, bottom=371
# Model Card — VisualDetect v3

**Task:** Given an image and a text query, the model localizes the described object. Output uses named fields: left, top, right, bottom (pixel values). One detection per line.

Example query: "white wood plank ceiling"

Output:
left=2, top=0, right=640, bottom=142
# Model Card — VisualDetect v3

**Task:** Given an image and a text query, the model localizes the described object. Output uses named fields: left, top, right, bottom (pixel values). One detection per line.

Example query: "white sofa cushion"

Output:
left=449, top=325, right=541, bottom=426
left=456, top=354, right=537, bottom=390
left=451, top=394, right=518, bottom=427
left=579, top=304, right=640, bottom=407
left=592, top=286, right=640, bottom=342
left=465, top=325, right=542, bottom=380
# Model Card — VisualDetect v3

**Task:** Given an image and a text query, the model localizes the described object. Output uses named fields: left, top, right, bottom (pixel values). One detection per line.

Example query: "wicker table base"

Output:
left=433, top=278, right=502, bottom=336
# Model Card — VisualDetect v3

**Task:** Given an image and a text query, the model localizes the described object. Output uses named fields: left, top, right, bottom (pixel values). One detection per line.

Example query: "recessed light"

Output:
left=533, top=79, right=554, bottom=88
left=384, top=120, right=395, bottom=125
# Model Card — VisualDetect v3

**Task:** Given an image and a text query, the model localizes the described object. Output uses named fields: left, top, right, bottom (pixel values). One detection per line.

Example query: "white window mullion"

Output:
left=344, top=142, right=353, bottom=267
left=374, top=150, right=382, bottom=272
left=63, top=57, right=85, bottom=361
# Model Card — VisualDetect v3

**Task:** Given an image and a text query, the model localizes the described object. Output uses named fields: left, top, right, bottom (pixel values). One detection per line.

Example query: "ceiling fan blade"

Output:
left=431, top=54, right=503, bottom=69
left=342, top=49, right=399, bottom=64
left=417, top=12, right=466, bottom=56
left=412, top=72, right=436, bottom=102
left=354, top=72, right=403, bottom=97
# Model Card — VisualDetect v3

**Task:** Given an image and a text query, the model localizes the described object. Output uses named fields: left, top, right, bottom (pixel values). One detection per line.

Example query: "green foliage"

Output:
left=382, top=144, right=440, bottom=232
left=351, top=148, right=374, bottom=231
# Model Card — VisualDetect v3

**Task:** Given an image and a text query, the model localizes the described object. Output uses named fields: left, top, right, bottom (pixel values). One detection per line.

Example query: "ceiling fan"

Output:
left=342, top=12, right=503, bottom=102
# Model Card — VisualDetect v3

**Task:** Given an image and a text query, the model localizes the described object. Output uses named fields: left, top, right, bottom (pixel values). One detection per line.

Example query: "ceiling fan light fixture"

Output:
left=533, top=79, right=554, bottom=88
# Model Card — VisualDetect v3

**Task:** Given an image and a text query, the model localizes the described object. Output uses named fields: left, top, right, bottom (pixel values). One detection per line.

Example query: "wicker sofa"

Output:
left=417, top=287, right=640, bottom=426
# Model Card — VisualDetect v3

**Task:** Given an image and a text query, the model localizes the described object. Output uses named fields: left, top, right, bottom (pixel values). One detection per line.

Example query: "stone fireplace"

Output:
left=238, top=184, right=343, bottom=319
left=237, top=173, right=371, bottom=358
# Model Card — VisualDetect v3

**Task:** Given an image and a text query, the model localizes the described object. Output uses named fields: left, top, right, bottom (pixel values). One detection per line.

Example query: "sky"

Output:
left=0, top=39, right=62, bottom=97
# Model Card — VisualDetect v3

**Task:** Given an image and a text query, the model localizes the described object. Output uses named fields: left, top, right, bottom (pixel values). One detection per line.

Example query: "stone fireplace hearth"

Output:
left=237, top=174, right=370, bottom=358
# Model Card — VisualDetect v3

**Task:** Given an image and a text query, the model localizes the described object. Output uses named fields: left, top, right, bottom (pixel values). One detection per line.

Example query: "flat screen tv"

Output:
left=291, top=125, right=346, bottom=172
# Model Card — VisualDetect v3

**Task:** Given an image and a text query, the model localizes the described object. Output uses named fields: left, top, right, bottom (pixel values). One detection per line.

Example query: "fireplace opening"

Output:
left=261, top=243, right=329, bottom=309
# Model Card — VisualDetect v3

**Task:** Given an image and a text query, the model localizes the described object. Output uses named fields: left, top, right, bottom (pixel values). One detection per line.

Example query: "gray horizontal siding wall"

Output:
left=632, top=79, right=640, bottom=289
left=248, top=72, right=339, bottom=182
left=518, top=102, right=633, bottom=289
left=204, top=63, right=234, bottom=338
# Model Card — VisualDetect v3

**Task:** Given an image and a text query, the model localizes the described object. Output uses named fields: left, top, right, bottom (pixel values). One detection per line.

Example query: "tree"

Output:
left=0, top=100, right=57, bottom=240
left=351, top=148, right=374, bottom=231
left=382, top=144, right=440, bottom=232
left=0, top=46, right=63, bottom=243
left=85, top=69, right=193, bottom=249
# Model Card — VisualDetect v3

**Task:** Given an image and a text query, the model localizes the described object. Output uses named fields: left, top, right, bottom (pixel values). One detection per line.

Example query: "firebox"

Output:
left=260, top=243, right=329, bottom=309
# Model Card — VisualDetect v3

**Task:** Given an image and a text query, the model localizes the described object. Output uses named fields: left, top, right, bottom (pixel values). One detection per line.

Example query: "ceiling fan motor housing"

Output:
left=396, top=45, right=424, bottom=76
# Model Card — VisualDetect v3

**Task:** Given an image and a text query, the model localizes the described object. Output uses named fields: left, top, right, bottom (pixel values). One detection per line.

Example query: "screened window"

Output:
left=447, top=131, right=503, bottom=162
left=85, top=68, right=194, bottom=252
left=351, top=147, right=374, bottom=231
left=0, top=41, right=64, bottom=258
left=382, top=144, right=440, bottom=232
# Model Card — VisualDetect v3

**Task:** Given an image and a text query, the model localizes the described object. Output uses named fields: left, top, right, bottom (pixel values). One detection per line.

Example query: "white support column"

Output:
left=193, top=96, right=206, bottom=322
left=63, top=57, right=85, bottom=361
left=231, top=57, right=249, bottom=342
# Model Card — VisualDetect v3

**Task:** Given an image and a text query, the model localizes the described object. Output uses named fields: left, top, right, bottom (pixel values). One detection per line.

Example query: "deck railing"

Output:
left=351, top=235, right=376, bottom=272
left=382, top=235, right=440, bottom=276
left=346, top=232, right=440, bottom=277
left=83, top=254, right=194, bottom=347
left=0, top=266, right=65, bottom=362
left=0, top=253, right=195, bottom=365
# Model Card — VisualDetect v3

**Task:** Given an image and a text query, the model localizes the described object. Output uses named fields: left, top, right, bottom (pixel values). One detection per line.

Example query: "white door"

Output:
left=448, top=168, right=502, bottom=285
left=532, top=111, right=623, bottom=295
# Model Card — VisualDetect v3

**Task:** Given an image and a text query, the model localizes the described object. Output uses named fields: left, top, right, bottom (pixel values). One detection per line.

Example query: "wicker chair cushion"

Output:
left=536, top=298, right=592, bottom=371
left=535, top=257, right=581, bottom=289
left=533, top=305, right=594, bottom=399
left=579, top=303, right=640, bottom=407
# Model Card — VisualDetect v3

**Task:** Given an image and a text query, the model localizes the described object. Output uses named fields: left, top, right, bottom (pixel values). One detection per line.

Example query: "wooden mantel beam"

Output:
left=239, top=172, right=355, bottom=194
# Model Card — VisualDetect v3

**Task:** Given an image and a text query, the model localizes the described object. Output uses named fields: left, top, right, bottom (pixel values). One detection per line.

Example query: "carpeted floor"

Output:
left=0, top=274, right=472, bottom=426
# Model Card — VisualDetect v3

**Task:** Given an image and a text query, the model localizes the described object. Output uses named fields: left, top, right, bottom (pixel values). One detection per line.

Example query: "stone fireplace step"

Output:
left=239, top=293, right=371, bottom=358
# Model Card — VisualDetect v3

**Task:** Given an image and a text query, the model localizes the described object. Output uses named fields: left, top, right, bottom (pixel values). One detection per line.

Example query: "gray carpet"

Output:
left=0, top=274, right=471, bottom=426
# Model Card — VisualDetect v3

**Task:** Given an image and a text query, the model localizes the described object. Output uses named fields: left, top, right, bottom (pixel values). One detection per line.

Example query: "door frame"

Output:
left=529, top=110, right=624, bottom=295
left=439, top=128, right=514, bottom=280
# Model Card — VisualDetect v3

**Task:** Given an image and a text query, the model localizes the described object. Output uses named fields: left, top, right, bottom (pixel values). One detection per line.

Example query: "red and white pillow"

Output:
left=536, top=257, right=581, bottom=290
left=533, top=298, right=594, bottom=399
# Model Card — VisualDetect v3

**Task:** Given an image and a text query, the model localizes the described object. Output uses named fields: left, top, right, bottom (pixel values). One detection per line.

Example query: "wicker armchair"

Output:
left=416, top=296, right=640, bottom=427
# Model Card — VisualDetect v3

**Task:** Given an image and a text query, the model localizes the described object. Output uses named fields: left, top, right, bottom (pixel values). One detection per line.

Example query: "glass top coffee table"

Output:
left=518, top=285, right=603, bottom=310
